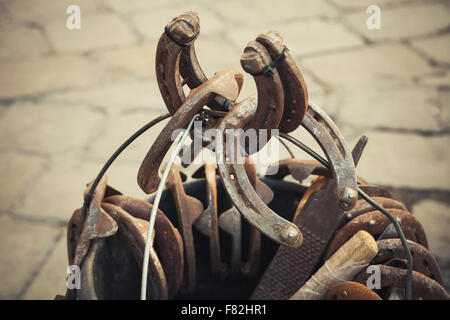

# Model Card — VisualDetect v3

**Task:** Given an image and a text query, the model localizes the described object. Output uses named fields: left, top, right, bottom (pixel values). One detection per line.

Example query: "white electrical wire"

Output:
left=140, top=115, right=197, bottom=300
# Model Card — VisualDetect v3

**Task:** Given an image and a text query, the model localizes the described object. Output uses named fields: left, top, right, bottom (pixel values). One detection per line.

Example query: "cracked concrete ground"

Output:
left=0, top=0, right=449, bottom=299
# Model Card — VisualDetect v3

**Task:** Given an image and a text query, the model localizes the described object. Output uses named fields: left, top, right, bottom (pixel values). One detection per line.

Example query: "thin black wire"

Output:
left=279, top=132, right=413, bottom=300
left=81, top=113, right=171, bottom=220
left=276, top=135, right=295, bottom=158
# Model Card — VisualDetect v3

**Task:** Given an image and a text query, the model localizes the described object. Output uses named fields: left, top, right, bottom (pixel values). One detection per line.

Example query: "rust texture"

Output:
left=193, top=162, right=226, bottom=279
left=326, top=281, right=382, bottom=300
left=256, top=31, right=308, bottom=133
left=156, top=11, right=200, bottom=114
left=101, top=202, right=168, bottom=300
left=374, top=238, right=443, bottom=285
left=325, top=208, right=429, bottom=260
left=103, top=195, right=184, bottom=298
left=301, top=103, right=357, bottom=210
left=354, top=265, right=450, bottom=300
left=138, top=69, right=243, bottom=194
left=166, top=163, right=204, bottom=293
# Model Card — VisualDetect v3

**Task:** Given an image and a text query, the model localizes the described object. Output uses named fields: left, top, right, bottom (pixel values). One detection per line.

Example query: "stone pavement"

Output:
left=0, top=0, right=449, bottom=299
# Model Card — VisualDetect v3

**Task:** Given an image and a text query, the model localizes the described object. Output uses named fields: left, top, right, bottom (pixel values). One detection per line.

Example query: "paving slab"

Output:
left=43, top=79, right=165, bottom=111
left=330, top=0, right=410, bottom=10
left=344, top=2, right=450, bottom=42
left=90, top=42, right=157, bottom=80
left=104, top=0, right=181, bottom=14
left=13, top=156, right=110, bottom=221
left=84, top=108, right=169, bottom=162
left=0, top=102, right=104, bottom=155
left=0, top=215, right=60, bottom=299
left=342, top=130, right=450, bottom=190
left=212, top=0, right=337, bottom=26
left=1, top=0, right=105, bottom=24
left=0, top=26, right=49, bottom=61
left=226, top=19, right=363, bottom=58
left=336, top=86, right=443, bottom=132
left=0, top=55, right=99, bottom=99
left=413, top=199, right=450, bottom=290
left=410, top=33, right=450, bottom=66
left=22, top=232, right=68, bottom=300
left=301, top=43, right=435, bottom=89
left=45, top=13, right=137, bottom=54
left=0, top=151, right=46, bottom=212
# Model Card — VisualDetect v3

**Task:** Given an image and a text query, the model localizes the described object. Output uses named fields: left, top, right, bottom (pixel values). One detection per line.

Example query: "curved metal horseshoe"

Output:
left=240, top=40, right=284, bottom=153
left=73, top=176, right=118, bottom=267
left=179, top=41, right=228, bottom=111
left=301, top=103, right=357, bottom=210
left=374, top=238, right=444, bottom=285
left=166, top=163, right=204, bottom=293
left=326, top=281, right=382, bottom=300
left=358, top=184, right=396, bottom=199
left=102, top=195, right=184, bottom=299
left=354, top=265, right=450, bottom=300
left=216, top=96, right=303, bottom=248
left=325, top=209, right=429, bottom=259
left=266, top=158, right=330, bottom=182
left=156, top=11, right=200, bottom=114
left=241, top=159, right=274, bottom=277
left=179, top=36, right=287, bottom=163
left=101, top=202, right=168, bottom=300
left=342, top=196, right=407, bottom=225
left=193, top=162, right=227, bottom=279
left=256, top=31, right=308, bottom=133
left=137, top=69, right=243, bottom=194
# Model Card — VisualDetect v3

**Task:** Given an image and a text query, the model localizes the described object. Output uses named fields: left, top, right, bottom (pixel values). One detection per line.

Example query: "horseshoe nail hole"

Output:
left=331, top=294, right=338, bottom=300
left=423, top=260, right=429, bottom=267
left=313, top=113, right=322, bottom=122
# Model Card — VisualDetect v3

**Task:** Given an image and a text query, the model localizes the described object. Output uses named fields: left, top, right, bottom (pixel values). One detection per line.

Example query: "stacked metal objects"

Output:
left=57, top=12, right=449, bottom=300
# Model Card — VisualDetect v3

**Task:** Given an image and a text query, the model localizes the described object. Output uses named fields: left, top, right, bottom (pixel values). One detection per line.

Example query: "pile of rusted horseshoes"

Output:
left=57, top=12, right=449, bottom=300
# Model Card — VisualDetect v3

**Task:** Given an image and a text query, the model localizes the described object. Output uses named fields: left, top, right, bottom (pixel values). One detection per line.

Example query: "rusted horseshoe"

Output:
left=166, top=163, right=204, bottom=293
left=72, top=176, right=118, bottom=267
left=102, top=195, right=184, bottom=298
left=256, top=31, right=308, bottom=133
left=342, top=197, right=407, bottom=226
left=179, top=38, right=228, bottom=111
left=326, top=281, right=382, bottom=300
left=101, top=202, right=168, bottom=300
left=241, top=158, right=274, bottom=277
left=156, top=11, right=200, bottom=114
left=301, top=103, right=357, bottom=210
left=266, top=158, right=330, bottom=182
left=240, top=40, right=284, bottom=153
left=325, top=209, right=429, bottom=259
left=374, top=238, right=444, bottom=285
left=192, top=162, right=227, bottom=279
left=354, top=265, right=450, bottom=300
left=138, top=69, right=243, bottom=194
left=218, top=201, right=241, bottom=277
left=358, top=184, right=396, bottom=199
left=216, top=96, right=303, bottom=248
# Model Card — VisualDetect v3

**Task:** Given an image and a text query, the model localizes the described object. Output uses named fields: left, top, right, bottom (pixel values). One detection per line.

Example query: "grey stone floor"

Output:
left=0, top=0, right=449, bottom=299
